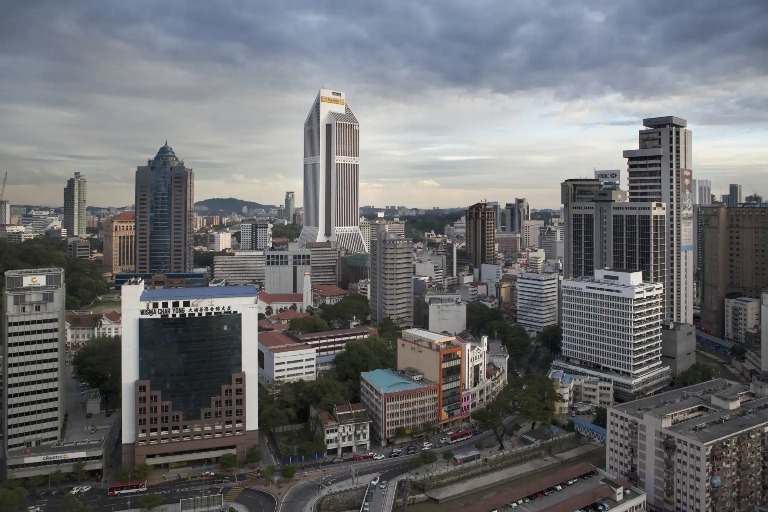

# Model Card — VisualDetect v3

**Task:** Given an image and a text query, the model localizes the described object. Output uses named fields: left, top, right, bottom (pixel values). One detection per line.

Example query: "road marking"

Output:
left=225, top=486, right=245, bottom=502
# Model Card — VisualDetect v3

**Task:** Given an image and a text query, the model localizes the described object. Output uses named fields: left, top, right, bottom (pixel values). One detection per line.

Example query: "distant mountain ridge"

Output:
left=195, top=197, right=276, bottom=213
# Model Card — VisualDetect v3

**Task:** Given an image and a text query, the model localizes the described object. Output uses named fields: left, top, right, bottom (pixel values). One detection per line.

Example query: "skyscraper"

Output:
left=299, top=89, right=366, bottom=253
left=240, top=221, right=272, bottom=250
left=728, top=183, right=742, bottom=206
left=693, top=179, right=712, bottom=205
left=284, top=191, right=295, bottom=222
left=102, top=211, right=135, bottom=274
left=504, top=198, right=530, bottom=233
left=0, top=201, right=10, bottom=225
left=63, top=172, right=87, bottom=238
left=134, top=143, right=194, bottom=274
left=370, top=225, right=413, bottom=326
left=466, top=202, right=496, bottom=269
left=624, top=117, right=693, bottom=324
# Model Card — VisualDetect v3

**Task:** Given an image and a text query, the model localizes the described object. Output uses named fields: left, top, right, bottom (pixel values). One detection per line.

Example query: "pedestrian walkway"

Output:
left=225, top=485, right=245, bottom=502
left=244, top=470, right=261, bottom=481
left=303, top=475, right=371, bottom=512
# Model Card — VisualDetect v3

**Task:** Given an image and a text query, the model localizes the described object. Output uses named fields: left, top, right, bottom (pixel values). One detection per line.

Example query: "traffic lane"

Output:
left=237, top=489, right=277, bottom=512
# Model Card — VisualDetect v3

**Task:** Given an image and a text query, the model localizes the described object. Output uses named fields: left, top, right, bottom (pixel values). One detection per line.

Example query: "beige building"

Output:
left=360, top=368, right=438, bottom=445
left=311, top=403, right=371, bottom=457
left=102, top=211, right=135, bottom=274
left=549, top=370, right=613, bottom=415
left=723, top=295, right=761, bottom=344
left=369, top=226, right=413, bottom=326
left=699, top=206, right=768, bottom=337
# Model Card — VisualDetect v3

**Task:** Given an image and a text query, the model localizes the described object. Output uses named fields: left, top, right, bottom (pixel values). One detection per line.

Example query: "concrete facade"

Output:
left=516, top=272, right=559, bottom=335
left=102, top=211, right=135, bottom=274
left=370, top=228, right=413, bottom=326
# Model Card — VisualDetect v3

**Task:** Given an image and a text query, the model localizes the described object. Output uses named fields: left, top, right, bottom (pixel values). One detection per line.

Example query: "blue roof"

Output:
left=572, top=417, right=607, bottom=438
left=362, top=369, right=426, bottom=394
left=141, top=286, right=258, bottom=301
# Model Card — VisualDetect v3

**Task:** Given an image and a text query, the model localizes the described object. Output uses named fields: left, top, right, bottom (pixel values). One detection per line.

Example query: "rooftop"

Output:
left=313, top=285, right=348, bottom=297
left=258, top=291, right=303, bottom=304
left=362, top=369, right=431, bottom=394
left=110, top=211, right=135, bottom=222
left=401, top=328, right=456, bottom=344
left=258, top=331, right=300, bottom=349
left=140, top=285, right=257, bottom=301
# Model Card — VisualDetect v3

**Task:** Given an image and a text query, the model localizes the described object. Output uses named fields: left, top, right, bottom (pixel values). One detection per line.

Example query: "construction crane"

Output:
left=0, top=171, right=6, bottom=203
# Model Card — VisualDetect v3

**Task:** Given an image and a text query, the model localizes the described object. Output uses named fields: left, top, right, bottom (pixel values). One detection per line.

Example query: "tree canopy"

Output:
left=259, top=377, right=352, bottom=429
left=72, top=336, right=121, bottom=407
left=676, top=363, right=715, bottom=388
left=319, top=294, right=370, bottom=326
left=0, top=237, right=107, bottom=309
left=592, top=407, right=607, bottom=429
left=537, top=325, right=562, bottom=356
left=272, top=224, right=301, bottom=241
left=0, top=486, right=28, bottom=512
left=375, top=317, right=401, bottom=342
left=332, top=336, right=395, bottom=399
left=472, top=387, right=520, bottom=450
left=466, top=302, right=503, bottom=336
left=136, top=493, right=164, bottom=512
left=288, top=315, right=329, bottom=334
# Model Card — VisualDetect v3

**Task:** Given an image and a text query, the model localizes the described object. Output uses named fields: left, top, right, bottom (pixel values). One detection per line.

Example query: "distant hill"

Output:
left=195, top=197, right=276, bottom=214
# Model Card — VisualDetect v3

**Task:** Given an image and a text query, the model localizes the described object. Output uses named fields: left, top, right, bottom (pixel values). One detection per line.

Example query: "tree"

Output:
left=49, top=469, right=65, bottom=486
left=375, top=317, right=401, bottom=342
left=219, top=453, right=237, bottom=470
left=272, top=224, right=302, bottom=241
left=113, top=467, right=131, bottom=482
left=25, top=474, right=45, bottom=491
left=517, top=374, right=563, bottom=430
left=537, top=325, right=562, bottom=356
left=394, top=427, right=407, bottom=438
left=263, top=465, right=275, bottom=480
left=72, top=336, right=121, bottom=408
left=288, top=315, right=329, bottom=334
left=472, top=388, right=519, bottom=450
left=332, top=336, right=395, bottom=400
left=246, top=445, right=263, bottom=465
left=592, top=407, right=607, bottom=429
left=730, top=344, right=747, bottom=362
left=0, top=486, right=27, bottom=512
left=133, top=464, right=153, bottom=479
left=676, top=363, right=715, bottom=388
left=280, top=465, right=298, bottom=479
left=418, top=451, right=437, bottom=466
left=71, top=461, right=88, bottom=482
left=320, top=294, right=370, bottom=325
left=137, top=493, right=164, bottom=512
left=60, top=493, right=80, bottom=512
left=442, top=450, right=454, bottom=463
left=467, top=302, right=502, bottom=336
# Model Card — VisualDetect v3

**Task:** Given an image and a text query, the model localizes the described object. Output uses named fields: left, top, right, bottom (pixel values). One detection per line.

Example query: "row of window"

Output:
left=7, top=318, right=58, bottom=327
left=7, top=424, right=58, bottom=438
left=7, top=405, right=58, bottom=420
left=7, top=328, right=59, bottom=338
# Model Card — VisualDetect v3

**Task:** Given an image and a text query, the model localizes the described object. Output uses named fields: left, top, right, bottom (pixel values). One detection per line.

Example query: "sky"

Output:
left=1, top=1, right=767, bottom=210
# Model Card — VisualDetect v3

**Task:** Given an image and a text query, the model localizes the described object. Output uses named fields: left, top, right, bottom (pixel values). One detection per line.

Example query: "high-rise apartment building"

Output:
left=298, top=89, right=366, bottom=253
left=504, top=198, right=530, bottom=233
left=370, top=226, right=413, bottom=326
left=728, top=183, right=742, bottom=206
left=516, top=272, right=559, bottom=335
left=240, top=221, right=272, bottom=251
left=360, top=218, right=406, bottom=253
left=698, top=206, right=768, bottom=337
left=723, top=296, right=760, bottom=345
left=1, top=269, right=65, bottom=471
left=554, top=270, right=670, bottom=400
left=466, top=202, right=496, bottom=269
left=624, top=116, right=694, bottom=325
left=606, top=379, right=768, bottom=511
left=0, top=200, right=10, bottom=225
left=63, top=172, right=87, bottom=238
left=120, top=281, right=259, bottom=467
left=102, top=211, right=135, bottom=274
left=284, top=191, right=295, bottom=222
left=521, top=219, right=544, bottom=249
left=212, top=251, right=265, bottom=286
left=134, top=143, right=194, bottom=274
left=693, top=179, right=712, bottom=205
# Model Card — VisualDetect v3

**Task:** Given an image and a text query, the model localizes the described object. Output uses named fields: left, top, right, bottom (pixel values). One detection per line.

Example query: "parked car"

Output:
left=332, top=457, right=344, bottom=463
left=370, top=476, right=380, bottom=486
left=373, top=453, right=385, bottom=460
left=79, top=485, right=92, bottom=493
left=389, top=452, right=400, bottom=458
left=380, top=480, right=388, bottom=489
left=69, top=487, right=81, bottom=494
left=422, top=441, right=433, bottom=449
left=202, top=471, right=215, bottom=477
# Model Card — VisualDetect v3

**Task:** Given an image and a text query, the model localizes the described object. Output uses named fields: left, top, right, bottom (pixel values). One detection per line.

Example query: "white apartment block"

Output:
left=257, top=331, right=317, bottom=385
left=723, top=296, right=760, bottom=344
left=607, top=379, right=768, bottom=511
left=239, top=222, right=272, bottom=250
left=555, top=270, right=670, bottom=400
left=521, top=219, right=544, bottom=249
left=210, top=231, right=232, bottom=251
left=426, top=295, right=466, bottom=335
left=516, top=272, right=559, bottom=335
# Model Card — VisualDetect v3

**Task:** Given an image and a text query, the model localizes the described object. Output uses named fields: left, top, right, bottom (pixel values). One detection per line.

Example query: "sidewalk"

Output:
left=303, top=475, right=371, bottom=512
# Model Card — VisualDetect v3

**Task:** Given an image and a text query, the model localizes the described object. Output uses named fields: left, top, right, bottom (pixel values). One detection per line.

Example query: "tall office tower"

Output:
left=63, top=172, right=87, bottom=238
left=516, top=272, right=559, bottom=335
left=698, top=206, right=768, bottom=337
left=361, top=218, right=406, bottom=253
left=504, top=198, right=530, bottom=233
left=693, top=179, right=712, bottom=205
left=521, top=219, right=544, bottom=249
left=607, top=380, right=768, bottom=510
left=306, top=242, right=340, bottom=286
left=120, top=280, right=259, bottom=467
left=0, top=200, right=10, bottom=225
left=1, top=269, right=65, bottom=465
left=284, top=191, right=295, bottom=222
left=554, top=270, right=670, bottom=400
left=540, top=224, right=562, bottom=260
left=728, top=183, right=742, bottom=206
left=102, top=211, right=136, bottom=274
left=486, top=201, right=501, bottom=231
left=624, top=117, right=693, bottom=324
left=370, top=226, right=414, bottom=326
left=466, top=202, right=496, bottom=270
left=240, top=221, right=272, bottom=250
left=134, top=143, right=194, bottom=274
left=561, top=180, right=667, bottom=288
left=299, top=89, right=366, bottom=254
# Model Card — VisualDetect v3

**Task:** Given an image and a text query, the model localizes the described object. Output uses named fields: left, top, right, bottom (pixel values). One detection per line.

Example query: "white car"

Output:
left=69, top=487, right=81, bottom=494
left=373, top=453, right=385, bottom=460
left=380, top=480, right=388, bottom=489
left=370, top=476, right=380, bottom=486
left=422, top=442, right=433, bottom=449
left=79, top=485, right=92, bottom=494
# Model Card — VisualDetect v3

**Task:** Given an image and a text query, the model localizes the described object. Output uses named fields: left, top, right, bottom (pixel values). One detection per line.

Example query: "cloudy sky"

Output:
left=1, top=1, right=767, bottom=209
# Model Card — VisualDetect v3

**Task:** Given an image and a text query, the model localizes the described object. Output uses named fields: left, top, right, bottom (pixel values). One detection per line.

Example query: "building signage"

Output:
left=22, top=275, right=47, bottom=288
left=23, top=451, right=87, bottom=464
left=320, top=95, right=345, bottom=105
left=140, top=304, right=233, bottom=316
left=595, top=170, right=621, bottom=187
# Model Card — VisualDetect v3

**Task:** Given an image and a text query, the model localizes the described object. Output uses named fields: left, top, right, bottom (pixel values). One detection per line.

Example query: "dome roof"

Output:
left=155, top=141, right=177, bottom=160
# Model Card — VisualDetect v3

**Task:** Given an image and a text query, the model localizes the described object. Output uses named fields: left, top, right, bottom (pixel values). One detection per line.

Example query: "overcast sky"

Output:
left=1, top=1, right=767, bottom=210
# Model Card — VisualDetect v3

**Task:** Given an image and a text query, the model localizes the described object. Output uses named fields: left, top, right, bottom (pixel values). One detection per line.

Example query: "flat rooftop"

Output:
left=141, top=285, right=257, bottom=301
left=402, top=328, right=454, bottom=343
left=362, top=369, right=432, bottom=394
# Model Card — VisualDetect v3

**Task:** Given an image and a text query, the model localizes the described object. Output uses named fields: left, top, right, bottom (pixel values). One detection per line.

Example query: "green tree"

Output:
left=272, top=224, right=302, bottom=241
left=289, top=315, right=330, bottom=334
left=219, top=453, right=237, bottom=470
left=60, top=493, right=80, bottom=512
left=137, top=493, right=164, bottom=512
left=730, top=344, right=747, bottom=362
left=442, top=450, right=454, bottom=463
left=72, top=336, right=121, bottom=408
left=394, top=427, right=407, bottom=438
left=333, top=336, right=395, bottom=399
left=113, top=467, right=131, bottom=482
left=472, top=387, right=519, bottom=450
left=25, top=474, right=45, bottom=491
left=0, top=486, right=27, bottom=512
left=592, top=407, right=607, bottom=429
left=246, top=445, right=263, bottom=465
left=418, top=451, right=437, bottom=466
left=133, top=464, right=153, bottom=479
left=71, top=461, right=88, bottom=482
left=677, top=363, right=715, bottom=388
left=49, top=469, right=65, bottom=487
left=466, top=302, right=502, bottom=336
left=280, top=465, right=298, bottom=479
left=537, top=325, right=562, bottom=356
left=320, top=294, right=370, bottom=325
left=375, top=317, right=401, bottom=342
left=517, top=374, right=563, bottom=430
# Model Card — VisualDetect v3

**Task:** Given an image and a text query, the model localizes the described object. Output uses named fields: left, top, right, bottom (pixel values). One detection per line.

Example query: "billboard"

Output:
left=22, top=275, right=47, bottom=288
left=24, top=451, right=87, bottom=464
left=681, top=169, right=693, bottom=251
left=595, top=170, right=620, bottom=189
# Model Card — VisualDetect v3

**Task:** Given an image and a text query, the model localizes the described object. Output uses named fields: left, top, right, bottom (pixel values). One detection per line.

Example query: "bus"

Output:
left=446, top=429, right=472, bottom=444
left=107, top=480, right=148, bottom=496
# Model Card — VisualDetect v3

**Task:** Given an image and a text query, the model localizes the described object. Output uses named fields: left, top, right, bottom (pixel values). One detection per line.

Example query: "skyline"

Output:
left=1, top=1, right=767, bottom=209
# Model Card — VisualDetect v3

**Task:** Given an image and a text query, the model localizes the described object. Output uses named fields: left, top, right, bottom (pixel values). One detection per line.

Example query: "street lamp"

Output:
left=127, top=468, right=134, bottom=512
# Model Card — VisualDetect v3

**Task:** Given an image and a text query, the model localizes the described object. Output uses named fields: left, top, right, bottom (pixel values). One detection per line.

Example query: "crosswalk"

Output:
left=244, top=470, right=261, bottom=481
left=224, top=485, right=244, bottom=502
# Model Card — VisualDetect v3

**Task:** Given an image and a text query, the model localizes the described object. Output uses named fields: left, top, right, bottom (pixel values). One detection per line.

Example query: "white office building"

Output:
left=516, top=272, right=559, bottom=335
left=211, top=231, right=232, bottom=251
left=624, top=116, right=694, bottom=325
left=298, top=88, right=366, bottom=253
left=264, top=249, right=311, bottom=294
left=426, top=294, right=466, bottom=335
left=240, top=222, right=272, bottom=250
left=212, top=251, right=265, bottom=286
left=554, top=270, right=671, bottom=400
left=693, top=179, right=712, bottom=205
left=370, top=228, right=414, bottom=326
left=724, top=296, right=760, bottom=344
left=521, top=219, right=543, bottom=249
left=257, top=331, right=317, bottom=385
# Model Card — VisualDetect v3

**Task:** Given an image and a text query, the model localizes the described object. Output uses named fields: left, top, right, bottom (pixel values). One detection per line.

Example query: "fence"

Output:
left=278, top=451, right=325, bottom=466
